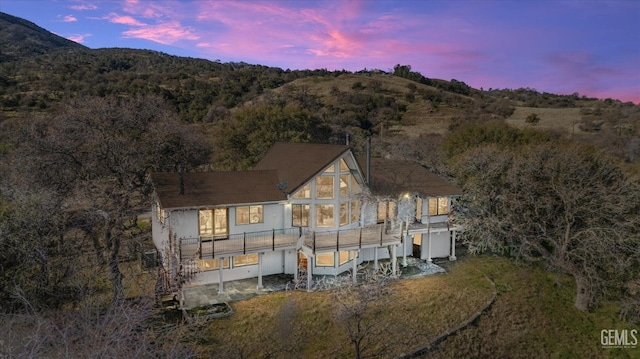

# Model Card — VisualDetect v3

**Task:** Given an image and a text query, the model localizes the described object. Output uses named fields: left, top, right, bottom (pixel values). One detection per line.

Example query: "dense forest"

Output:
left=0, top=11, right=638, bottom=358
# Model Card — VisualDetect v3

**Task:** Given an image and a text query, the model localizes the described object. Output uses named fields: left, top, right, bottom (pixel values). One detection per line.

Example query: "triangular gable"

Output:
left=252, top=143, right=352, bottom=195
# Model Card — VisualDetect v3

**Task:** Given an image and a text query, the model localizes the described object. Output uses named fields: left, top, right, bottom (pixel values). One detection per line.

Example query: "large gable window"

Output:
left=292, top=204, right=310, bottom=227
left=339, top=202, right=349, bottom=226
left=292, top=183, right=311, bottom=199
left=428, top=197, right=449, bottom=216
left=316, top=176, right=334, bottom=199
left=339, top=175, right=350, bottom=198
left=351, top=200, right=360, bottom=223
left=340, top=158, right=349, bottom=172
left=316, top=204, right=334, bottom=227
left=236, top=205, right=263, bottom=225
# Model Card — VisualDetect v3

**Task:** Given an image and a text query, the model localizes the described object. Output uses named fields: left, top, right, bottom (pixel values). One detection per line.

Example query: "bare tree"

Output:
left=9, top=95, right=211, bottom=306
left=0, top=298, right=202, bottom=358
left=453, top=143, right=640, bottom=311
left=333, top=271, right=394, bottom=359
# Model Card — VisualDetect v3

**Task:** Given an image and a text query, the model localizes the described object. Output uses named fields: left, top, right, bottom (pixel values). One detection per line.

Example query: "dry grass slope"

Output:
left=197, top=256, right=638, bottom=358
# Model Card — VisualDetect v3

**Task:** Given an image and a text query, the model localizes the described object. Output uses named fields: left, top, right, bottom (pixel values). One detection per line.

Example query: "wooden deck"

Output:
left=179, top=224, right=401, bottom=260
left=304, top=225, right=400, bottom=252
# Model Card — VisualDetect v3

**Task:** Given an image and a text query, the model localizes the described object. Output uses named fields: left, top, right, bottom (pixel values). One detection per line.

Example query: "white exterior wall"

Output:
left=190, top=250, right=287, bottom=285
left=429, top=232, right=450, bottom=258
left=228, top=203, right=285, bottom=234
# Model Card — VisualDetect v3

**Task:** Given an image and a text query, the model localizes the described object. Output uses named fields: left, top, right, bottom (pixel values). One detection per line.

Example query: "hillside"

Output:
left=0, top=12, right=639, bottom=165
left=0, top=12, right=86, bottom=62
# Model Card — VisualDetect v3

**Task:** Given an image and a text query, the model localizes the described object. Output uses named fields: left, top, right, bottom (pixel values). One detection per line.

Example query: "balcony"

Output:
left=179, top=223, right=401, bottom=261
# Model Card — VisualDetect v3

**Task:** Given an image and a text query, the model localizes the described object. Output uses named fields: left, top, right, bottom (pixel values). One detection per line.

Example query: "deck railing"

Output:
left=180, top=227, right=305, bottom=260
left=306, top=224, right=398, bottom=253
left=179, top=223, right=401, bottom=261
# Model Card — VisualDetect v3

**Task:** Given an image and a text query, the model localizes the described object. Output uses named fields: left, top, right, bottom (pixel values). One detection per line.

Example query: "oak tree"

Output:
left=453, top=143, right=640, bottom=311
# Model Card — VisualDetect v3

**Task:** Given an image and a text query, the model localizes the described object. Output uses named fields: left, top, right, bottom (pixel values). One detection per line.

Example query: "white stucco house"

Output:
left=151, top=143, right=462, bottom=294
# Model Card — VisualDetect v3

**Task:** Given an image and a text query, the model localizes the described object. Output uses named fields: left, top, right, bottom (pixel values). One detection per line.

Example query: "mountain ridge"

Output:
left=0, top=12, right=87, bottom=63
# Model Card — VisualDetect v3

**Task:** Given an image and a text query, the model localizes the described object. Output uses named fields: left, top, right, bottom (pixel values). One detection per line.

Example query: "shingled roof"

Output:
left=151, top=170, right=286, bottom=209
left=252, top=142, right=350, bottom=194
left=364, top=158, right=462, bottom=197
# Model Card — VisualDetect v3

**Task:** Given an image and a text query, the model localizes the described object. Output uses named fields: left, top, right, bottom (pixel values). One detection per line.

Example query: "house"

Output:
left=150, top=143, right=462, bottom=295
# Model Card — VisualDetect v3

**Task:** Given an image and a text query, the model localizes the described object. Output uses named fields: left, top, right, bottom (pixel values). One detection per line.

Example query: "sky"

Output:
left=1, top=0, right=639, bottom=103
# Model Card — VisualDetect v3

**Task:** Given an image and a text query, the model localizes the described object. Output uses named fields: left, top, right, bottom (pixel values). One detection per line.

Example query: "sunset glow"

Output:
left=2, top=0, right=638, bottom=103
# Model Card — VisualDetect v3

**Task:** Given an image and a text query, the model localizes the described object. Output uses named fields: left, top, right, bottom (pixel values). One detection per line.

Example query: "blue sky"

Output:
left=2, top=0, right=638, bottom=103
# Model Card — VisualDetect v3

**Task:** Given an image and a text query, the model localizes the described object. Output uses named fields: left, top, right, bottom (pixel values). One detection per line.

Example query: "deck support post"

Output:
left=218, top=257, right=224, bottom=295
left=306, top=255, right=313, bottom=292
left=374, top=248, right=379, bottom=271
left=427, top=228, right=432, bottom=263
left=257, top=252, right=264, bottom=289
left=391, top=245, right=397, bottom=277
left=402, top=219, right=408, bottom=267
left=449, top=230, right=457, bottom=261
left=294, top=251, right=298, bottom=281
left=352, top=251, right=358, bottom=285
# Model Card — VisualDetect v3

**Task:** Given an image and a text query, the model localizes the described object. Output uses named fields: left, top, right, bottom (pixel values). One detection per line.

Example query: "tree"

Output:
left=525, top=113, right=540, bottom=125
left=453, top=143, right=640, bottom=311
left=10, top=95, right=211, bottom=306
left=212, top=103, right=331, bottom=170
left=333, top=271, right=394, bottom=358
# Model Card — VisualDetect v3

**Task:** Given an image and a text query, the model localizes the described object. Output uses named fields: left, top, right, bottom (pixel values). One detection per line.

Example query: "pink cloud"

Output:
left=192, top=1, right=397, bottom=65
left=105, top=12, right=146, bottom=26
left=123, top=21, right=199, bottom=45
left=69, top=3, right=98, bottom=11
left=62, top=15, right=77, bottom=22
left=67, top=33, right=91, bottom=43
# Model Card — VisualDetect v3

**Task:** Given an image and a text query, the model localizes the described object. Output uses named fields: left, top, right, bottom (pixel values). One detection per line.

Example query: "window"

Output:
left=351, top=177, right=362, bottom=194
left=339, top=175, right=350, bottom=198
left=340, top=202, right=349, bottom=226
left=236, top=205, right=263, bottom=225
left=339, top=250, right=358, bottom=265
left=292, top=183, right=311, bottom=199
left=199, top=209, right=213, bottom=235
left=377, top=201, right=395, bottom=223
left=316, top=252, right=334, bottom=267
left=413, top=233, right=422, bottom=245
left=198, top=257, right=229, bottom=271
left=325, top=164, right=335, bottom=173
left=340, top=158, right=349, bottom=172
left=316, top=176, right=334, bottom=199
left=428, top=197, right=449, bottom=216
left=233, top=253, right=259, bottom=267
left=316, top=204, right=334, bottom=227
left=416, top=196, right=423, bottom=221
left=199, top=209, right=228, bottom=236
left=214, top=208, right=228, bottom=235
left=351, top=200, right=360, bottom=223
left=156, top=200, right=166, bottom=225
left=292, top=204, right=310, bottom=227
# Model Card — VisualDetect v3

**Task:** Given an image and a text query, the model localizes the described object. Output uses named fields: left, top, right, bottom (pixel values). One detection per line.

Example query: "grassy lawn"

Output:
left=197, top=256, right=639, bottom=358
